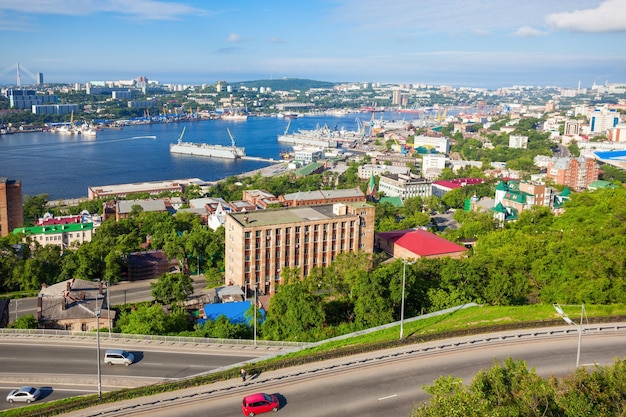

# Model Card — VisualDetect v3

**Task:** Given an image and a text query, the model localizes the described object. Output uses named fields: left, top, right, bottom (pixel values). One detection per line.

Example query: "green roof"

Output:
left=295, top=162, right=324, bottom=176
left=588, top=180, right=619, bottom=189
left=13, top=223, right=94, bottom=235
left=495, top=181, right=507, bottom=191
left=379, top=196, right=403, bottom=207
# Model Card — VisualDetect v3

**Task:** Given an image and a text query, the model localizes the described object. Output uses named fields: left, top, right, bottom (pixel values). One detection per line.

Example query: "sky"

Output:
left=0, top=0, right=625, bottom=89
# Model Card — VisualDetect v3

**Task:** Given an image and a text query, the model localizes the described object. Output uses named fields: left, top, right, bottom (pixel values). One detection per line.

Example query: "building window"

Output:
left=245, top=231, right=251, bottom=238
left=255, top=230, right=261, bottom=237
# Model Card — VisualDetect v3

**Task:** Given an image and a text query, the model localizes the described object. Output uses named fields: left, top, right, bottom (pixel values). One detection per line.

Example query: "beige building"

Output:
left=224, top=202, right=375, bottom=296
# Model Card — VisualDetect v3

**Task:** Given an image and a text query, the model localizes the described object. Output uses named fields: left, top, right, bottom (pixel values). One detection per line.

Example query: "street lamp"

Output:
left=554, top=303, right=586, bottom=367
left=94, top=284, right=102, bottom=400
left=400, top=258, right=416, bottom=340
left=14, top=299, right=23, bottom=322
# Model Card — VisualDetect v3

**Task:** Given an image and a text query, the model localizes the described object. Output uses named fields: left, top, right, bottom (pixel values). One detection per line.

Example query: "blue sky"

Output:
left=0, top=0, right=625, bottom=88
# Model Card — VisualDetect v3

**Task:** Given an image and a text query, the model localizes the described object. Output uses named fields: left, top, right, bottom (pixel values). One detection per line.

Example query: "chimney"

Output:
left=41, top=283, right=47, bottom=289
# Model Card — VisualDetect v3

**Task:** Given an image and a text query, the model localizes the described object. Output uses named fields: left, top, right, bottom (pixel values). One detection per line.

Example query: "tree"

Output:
left=150, top=272, right=193, bottom=305
left=9, top=314, right=38, bottom=329
left=22, top=194, right=49, bottom=226
left=260, top=278, right=325, bottom=341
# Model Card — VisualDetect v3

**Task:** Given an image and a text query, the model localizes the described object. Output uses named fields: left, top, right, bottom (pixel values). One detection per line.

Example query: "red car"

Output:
left=241, top=392, right=280, bottom=416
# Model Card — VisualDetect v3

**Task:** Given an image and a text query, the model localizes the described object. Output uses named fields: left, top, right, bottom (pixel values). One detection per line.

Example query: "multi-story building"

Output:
left=589, top=106, right=620, bottom=133
left=493, top=180, right=551, bottom=216
left=378, top=173, right=431, bottom=200
left=7, top=89, right=57, bottom=109
left=224, top=202, right=375, bottom=296
left=0, top=177, right=23, bottom=237
left=546, top=157, right=600, bottom=192
left=279, top=188, right=365, bottom=207
left=13, top=223, right=94, bottom=249
left=357, top=164, right=410, bottom=180
left=88, top=178, right=209, bottom=199
left=509, top=135, right=528, bottom=149
left=413, top=135, right=450, bottom=154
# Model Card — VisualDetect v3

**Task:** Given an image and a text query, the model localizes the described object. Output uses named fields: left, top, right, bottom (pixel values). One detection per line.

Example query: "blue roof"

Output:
left=594, top=150, right=626, bottom=160
left=198, top=301, right=265, bottom=326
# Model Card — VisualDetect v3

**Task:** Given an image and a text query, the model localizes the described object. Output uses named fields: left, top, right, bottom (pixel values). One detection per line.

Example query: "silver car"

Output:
left=6, top=386, right=41, bottom=403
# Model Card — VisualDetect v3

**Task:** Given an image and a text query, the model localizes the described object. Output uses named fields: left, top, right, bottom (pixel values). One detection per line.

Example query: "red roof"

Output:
left=378, top=229, right=468, bottom=257
left=433, top=178, right=484, bottom=190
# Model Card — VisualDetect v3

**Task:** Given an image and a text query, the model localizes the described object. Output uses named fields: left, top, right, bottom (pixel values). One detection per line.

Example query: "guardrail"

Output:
left=0, top=328, right=308, bottom=349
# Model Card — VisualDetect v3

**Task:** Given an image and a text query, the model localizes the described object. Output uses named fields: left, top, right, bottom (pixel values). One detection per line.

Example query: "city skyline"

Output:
left=1, top=0, right=625, bottom=88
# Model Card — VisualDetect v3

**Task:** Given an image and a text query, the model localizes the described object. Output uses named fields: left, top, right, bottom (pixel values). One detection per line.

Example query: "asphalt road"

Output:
left=10, top=275, right=209, bottom=322
left=73, top=331, right=626, bottom=417
left=0, top=339, right=264, bottom=412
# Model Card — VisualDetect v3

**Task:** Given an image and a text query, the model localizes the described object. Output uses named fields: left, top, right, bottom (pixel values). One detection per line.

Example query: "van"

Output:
left=104, top=349, right=134, bottom=366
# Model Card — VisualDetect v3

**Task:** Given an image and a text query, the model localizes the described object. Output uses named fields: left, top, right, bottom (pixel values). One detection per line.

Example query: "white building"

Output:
left=294, top=148, right=324, bottom=163
left=357, top=164, right=411, bottom=180
left=378, top=173, right=432, bottom=200
left=589, top=106, right=621, bottom=133
left=509, top=135, right=528, bottom=149
left=422, top=154, right=447, bottom=170
left=413, top=135, right=450, bottom=154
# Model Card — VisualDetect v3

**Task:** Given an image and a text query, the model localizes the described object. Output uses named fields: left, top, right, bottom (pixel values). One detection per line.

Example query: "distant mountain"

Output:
left=235, top=78, right=338, bottom=91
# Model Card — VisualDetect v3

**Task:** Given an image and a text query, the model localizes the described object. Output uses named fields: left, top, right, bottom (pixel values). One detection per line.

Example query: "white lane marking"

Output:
left=378, top=394, right=398, bottom=401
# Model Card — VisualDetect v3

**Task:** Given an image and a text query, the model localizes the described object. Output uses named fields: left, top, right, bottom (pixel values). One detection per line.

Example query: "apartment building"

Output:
left=0, top=177, right=23, bottom=237
left=378, top=173, right=432, bottom=200
left=546, top=157, right=600, bottom=192
left=224, top=202, right=375, bottom=296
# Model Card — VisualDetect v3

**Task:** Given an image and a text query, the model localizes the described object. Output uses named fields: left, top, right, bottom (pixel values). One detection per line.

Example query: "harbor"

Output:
left=1, top=111, right=388, bottom=199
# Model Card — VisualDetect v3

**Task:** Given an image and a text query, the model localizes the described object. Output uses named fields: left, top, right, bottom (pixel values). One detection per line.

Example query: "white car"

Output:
left=6, top=386, right=41, bottom=403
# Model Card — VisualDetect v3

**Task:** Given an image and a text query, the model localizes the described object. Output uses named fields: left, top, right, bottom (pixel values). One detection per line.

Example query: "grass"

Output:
left=5, top=303, right=626, bottom=417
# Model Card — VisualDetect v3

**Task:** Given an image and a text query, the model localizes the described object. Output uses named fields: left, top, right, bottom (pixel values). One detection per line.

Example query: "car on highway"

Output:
left=241, top=392, right=280, bottom=416
left=104, top=349, right=134, bottom=366
left=6, top=386, right=41, bottom=404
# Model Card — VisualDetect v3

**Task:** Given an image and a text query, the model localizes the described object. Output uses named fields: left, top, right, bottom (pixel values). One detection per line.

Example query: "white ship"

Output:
left=221, top=112, right=248, bottom=121
left=170, top=127, right=245, bottom=159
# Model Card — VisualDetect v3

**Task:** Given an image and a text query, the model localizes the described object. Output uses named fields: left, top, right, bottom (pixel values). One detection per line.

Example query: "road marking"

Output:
left=378, top=394, right=398, bottom=401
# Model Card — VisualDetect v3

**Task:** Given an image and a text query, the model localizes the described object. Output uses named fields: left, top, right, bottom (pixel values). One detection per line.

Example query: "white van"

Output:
left=104, top=349, right=134, bottom=366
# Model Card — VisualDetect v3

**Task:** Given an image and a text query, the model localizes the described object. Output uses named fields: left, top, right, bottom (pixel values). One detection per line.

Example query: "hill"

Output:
left=234, top=78, right=338, bottom=91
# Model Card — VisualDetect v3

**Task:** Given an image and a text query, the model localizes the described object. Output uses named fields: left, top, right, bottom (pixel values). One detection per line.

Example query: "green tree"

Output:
left=150, top=272, right=194, bottom=305
left=22, top=194, right=49, bottom=226
left=9, top=314, right=39, bottom=329
left=261, top=278, right=325, bottom=341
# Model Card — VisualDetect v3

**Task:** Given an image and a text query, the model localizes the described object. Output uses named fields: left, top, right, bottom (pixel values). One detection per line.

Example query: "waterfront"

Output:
left=0, top=113, right=406, bottom=200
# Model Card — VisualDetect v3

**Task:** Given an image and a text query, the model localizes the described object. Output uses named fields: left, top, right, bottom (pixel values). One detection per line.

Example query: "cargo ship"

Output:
left=170, top=127, right=245, bottom=159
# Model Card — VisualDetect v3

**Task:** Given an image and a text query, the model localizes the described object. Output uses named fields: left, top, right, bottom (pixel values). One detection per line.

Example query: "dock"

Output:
left=241, top=156, right=285, bottom=163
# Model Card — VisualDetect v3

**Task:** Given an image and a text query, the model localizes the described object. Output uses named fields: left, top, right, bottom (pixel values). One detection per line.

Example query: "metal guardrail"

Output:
left=0, top=328, right=308, bottom=349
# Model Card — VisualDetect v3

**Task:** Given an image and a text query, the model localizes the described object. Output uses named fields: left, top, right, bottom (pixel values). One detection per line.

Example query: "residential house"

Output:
left=375, top=229, right=468, bottom=260
left=37, top=278, right=114, bottom=331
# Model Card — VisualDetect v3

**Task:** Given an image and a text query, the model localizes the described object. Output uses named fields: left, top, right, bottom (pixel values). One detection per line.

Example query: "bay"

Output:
left=0, top=113, right=396, bottom=200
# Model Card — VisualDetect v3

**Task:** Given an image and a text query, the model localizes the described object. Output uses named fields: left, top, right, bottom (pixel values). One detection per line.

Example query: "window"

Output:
left=255, top=230, right=261, bottom=237
left=245, top=231, right=251, bottom=238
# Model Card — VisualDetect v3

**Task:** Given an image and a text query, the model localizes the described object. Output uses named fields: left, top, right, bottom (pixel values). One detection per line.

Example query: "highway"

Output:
left=98, top=331, right=626, bottom=417
left=0, top=339, right=269, bottom=412
left=1, top=325, right=624, bottom=416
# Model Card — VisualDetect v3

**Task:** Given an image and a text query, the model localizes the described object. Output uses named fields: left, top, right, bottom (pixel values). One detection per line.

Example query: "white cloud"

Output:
left=512, top=26, right=548, bottom=37
left=546, top=0, right=626, bottom=32
left=227, top=33, right=243, bottom=43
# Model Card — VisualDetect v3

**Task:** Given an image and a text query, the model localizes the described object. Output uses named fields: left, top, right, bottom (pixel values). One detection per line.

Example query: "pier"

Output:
left=241, top=156, right=285, bottom=163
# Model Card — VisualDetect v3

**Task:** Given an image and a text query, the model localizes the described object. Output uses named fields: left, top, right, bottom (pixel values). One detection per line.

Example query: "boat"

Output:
left=221, top=112, right=248, bottom=121
left=170, top=127, right=245, bottom=159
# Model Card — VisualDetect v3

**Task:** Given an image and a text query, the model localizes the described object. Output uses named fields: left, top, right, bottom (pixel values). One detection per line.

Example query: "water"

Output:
left=0, top=113, right=399, bottom=200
